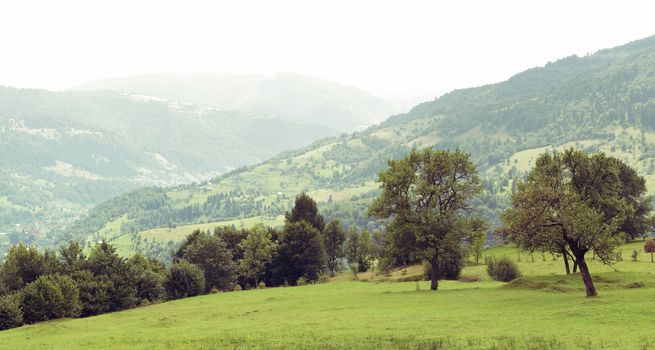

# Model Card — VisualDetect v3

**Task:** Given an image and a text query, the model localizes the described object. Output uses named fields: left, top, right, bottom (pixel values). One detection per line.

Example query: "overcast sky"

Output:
left=1, top=0, right=654, bottom=102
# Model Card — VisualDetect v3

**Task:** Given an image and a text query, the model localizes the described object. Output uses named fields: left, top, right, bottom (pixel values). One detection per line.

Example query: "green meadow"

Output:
left=1, top=242, right=654, bottom=349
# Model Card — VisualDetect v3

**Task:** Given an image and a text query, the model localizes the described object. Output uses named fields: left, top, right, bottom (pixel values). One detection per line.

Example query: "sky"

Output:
left=1, top=0, right=654, bottom=102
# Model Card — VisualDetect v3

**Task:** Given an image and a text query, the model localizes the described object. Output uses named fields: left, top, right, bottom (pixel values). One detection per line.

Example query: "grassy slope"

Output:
left=3, top=243, right=655, bottom=349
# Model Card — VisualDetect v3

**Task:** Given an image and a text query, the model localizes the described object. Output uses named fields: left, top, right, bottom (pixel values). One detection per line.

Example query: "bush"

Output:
left=296, top=277, right=308, bottom=286
left=135, top=270, right=166, bottom=304
left=258, top=281, right=267, bottom=289
left=165, top=261, right=205, bottom=299
left=71, top=270, right=112, bottom=317
left=487, top=257, right=520, bottom=282
left=22, top=274, right=80, bottom=323
left=0, top=294, right=23, bottom=330
left=632, top=249, right=639, bottom=262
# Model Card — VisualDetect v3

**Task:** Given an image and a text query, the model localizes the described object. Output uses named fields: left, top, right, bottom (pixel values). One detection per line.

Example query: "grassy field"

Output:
left=2, top=242, right=655, bottom=349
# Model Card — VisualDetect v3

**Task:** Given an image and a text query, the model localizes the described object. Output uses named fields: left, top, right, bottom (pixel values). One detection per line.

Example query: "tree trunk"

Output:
left=563, top=250, right=571, bottom=275
left=576, top=258, right=597, bottom=297
left=651, top=252, right=653, bottom=263
left=572, top=260, right=578, bottom=273
left=430, top=255, right=439, bottom=290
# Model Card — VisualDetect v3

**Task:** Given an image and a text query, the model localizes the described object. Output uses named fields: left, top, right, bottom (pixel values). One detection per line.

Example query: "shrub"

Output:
left=165, top=261, right=205, bottom=299
left=632, top=249, right=639, bottom=262
left=0, top=294, right=23, bottom=330
left=22, top=274, right=80, bottom=323
left=71, top=270, right=111, bottom=317
left=258, top=281, right=267, bottom=289
left=487, top=257, right=520, bottom=282
left=233, top=284, right=242, bottom=292
left=296, top=277, right=308, bottom=286
left=135, top=270, right=166, bottom=303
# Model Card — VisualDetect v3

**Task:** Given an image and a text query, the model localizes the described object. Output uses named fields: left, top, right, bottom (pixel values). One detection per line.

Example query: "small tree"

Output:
left=21, top=274, right=80, bottom=323
left=0, top=244, right=58, bottom=292
left=176, top=231, right=237, bottom=292
left=323, top=220, right=346, bottom=276
left=0, top=294, right=23, bottom=330
left=239, top=223, right=276, bottom=287
left=272, top=221, right=326, bottom=285
left=644, top=238, right=655, bottom=262
left=165, top=261, right=205, bottom=299
left=285, top=192, right=325, bottom=232
left=71, top=270, right=112, bottom=317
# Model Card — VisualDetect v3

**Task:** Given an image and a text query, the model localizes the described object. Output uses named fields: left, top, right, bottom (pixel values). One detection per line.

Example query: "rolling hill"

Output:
left=64, top=35, right=655, bottom=257
left=0, top=88, right=339, bottom=242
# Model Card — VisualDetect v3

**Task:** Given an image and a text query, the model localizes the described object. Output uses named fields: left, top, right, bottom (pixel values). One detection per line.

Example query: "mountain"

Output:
left=58, top=35, right=655, bottom=257
left=74, top=72, right=403, bottom=132
left=0, top=88, right=337, bottom=239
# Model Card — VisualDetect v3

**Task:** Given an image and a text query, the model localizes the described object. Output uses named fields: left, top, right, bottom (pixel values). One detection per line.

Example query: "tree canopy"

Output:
left=369, top=147, right=483, bottom=290
left=502, top=149, right=651, bottom=296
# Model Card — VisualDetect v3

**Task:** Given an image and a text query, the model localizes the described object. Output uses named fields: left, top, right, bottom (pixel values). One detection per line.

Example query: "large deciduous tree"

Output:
left=502, top=149, right=650, bottom=297
left=369, top=148, right=482, bottom=290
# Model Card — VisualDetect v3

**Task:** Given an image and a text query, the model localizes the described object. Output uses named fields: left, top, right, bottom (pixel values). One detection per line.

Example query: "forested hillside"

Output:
left=65, top=35, right=655, bottom=257
left=0, top=88, right=336, bottom=240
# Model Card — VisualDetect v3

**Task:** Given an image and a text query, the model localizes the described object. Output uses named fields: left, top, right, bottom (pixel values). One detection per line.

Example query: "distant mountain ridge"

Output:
left=73, top=72, right=403, bottom=132
left=0, top=87, right=336, bottom=238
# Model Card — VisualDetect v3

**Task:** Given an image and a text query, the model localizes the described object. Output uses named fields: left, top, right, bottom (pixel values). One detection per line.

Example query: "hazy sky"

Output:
left=1, top=0, right=654, bottom=101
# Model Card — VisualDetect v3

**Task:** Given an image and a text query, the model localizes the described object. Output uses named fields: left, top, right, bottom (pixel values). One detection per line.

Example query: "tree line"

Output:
left=0, top=192, right=378, bottom=330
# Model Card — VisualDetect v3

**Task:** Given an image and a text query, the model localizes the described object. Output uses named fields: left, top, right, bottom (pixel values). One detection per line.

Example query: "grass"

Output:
left=2, top=242, right=655, bottom=349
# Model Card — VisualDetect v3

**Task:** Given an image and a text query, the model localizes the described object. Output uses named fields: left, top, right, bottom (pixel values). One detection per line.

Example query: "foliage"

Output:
left=345, top=227, right=371, bottom=272
left=70, top=269, right=112, bottom=317
left=165, top=261, right=206, bottom=299
left=285, top=192, right=326, bottom=232
left=502, top=149, right=650, bottom=296
left=175, top=230, right=237, bottom=292
left=21, top=274, right=80, bottom=323
left=323, top=219, right=347, bottom=276
left=0, top=244, right=59, bottom=292
left=238, top=223, right=276, bottom=287
left=272, top=221, right=326, bottom=285
left=487, top=257, right=521, bottom=282
left=0, top=294, right=23, bottom=330
left=369, top=148, right=483, bottom=290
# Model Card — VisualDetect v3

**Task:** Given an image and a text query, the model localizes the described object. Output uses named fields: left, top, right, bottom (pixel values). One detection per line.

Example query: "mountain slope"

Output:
left=67, top=35, right=655, bottom=255
left=0, top=88, right=336, bottom=238
left=74, top=72, right=402, bottom=132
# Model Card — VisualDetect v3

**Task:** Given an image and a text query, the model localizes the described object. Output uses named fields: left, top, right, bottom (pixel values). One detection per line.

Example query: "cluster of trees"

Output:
left=0, top=241, right=169, bottom=330
left=0, top=192, right=382, bottom=330
left=368, top=147, right=651, bottom=297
